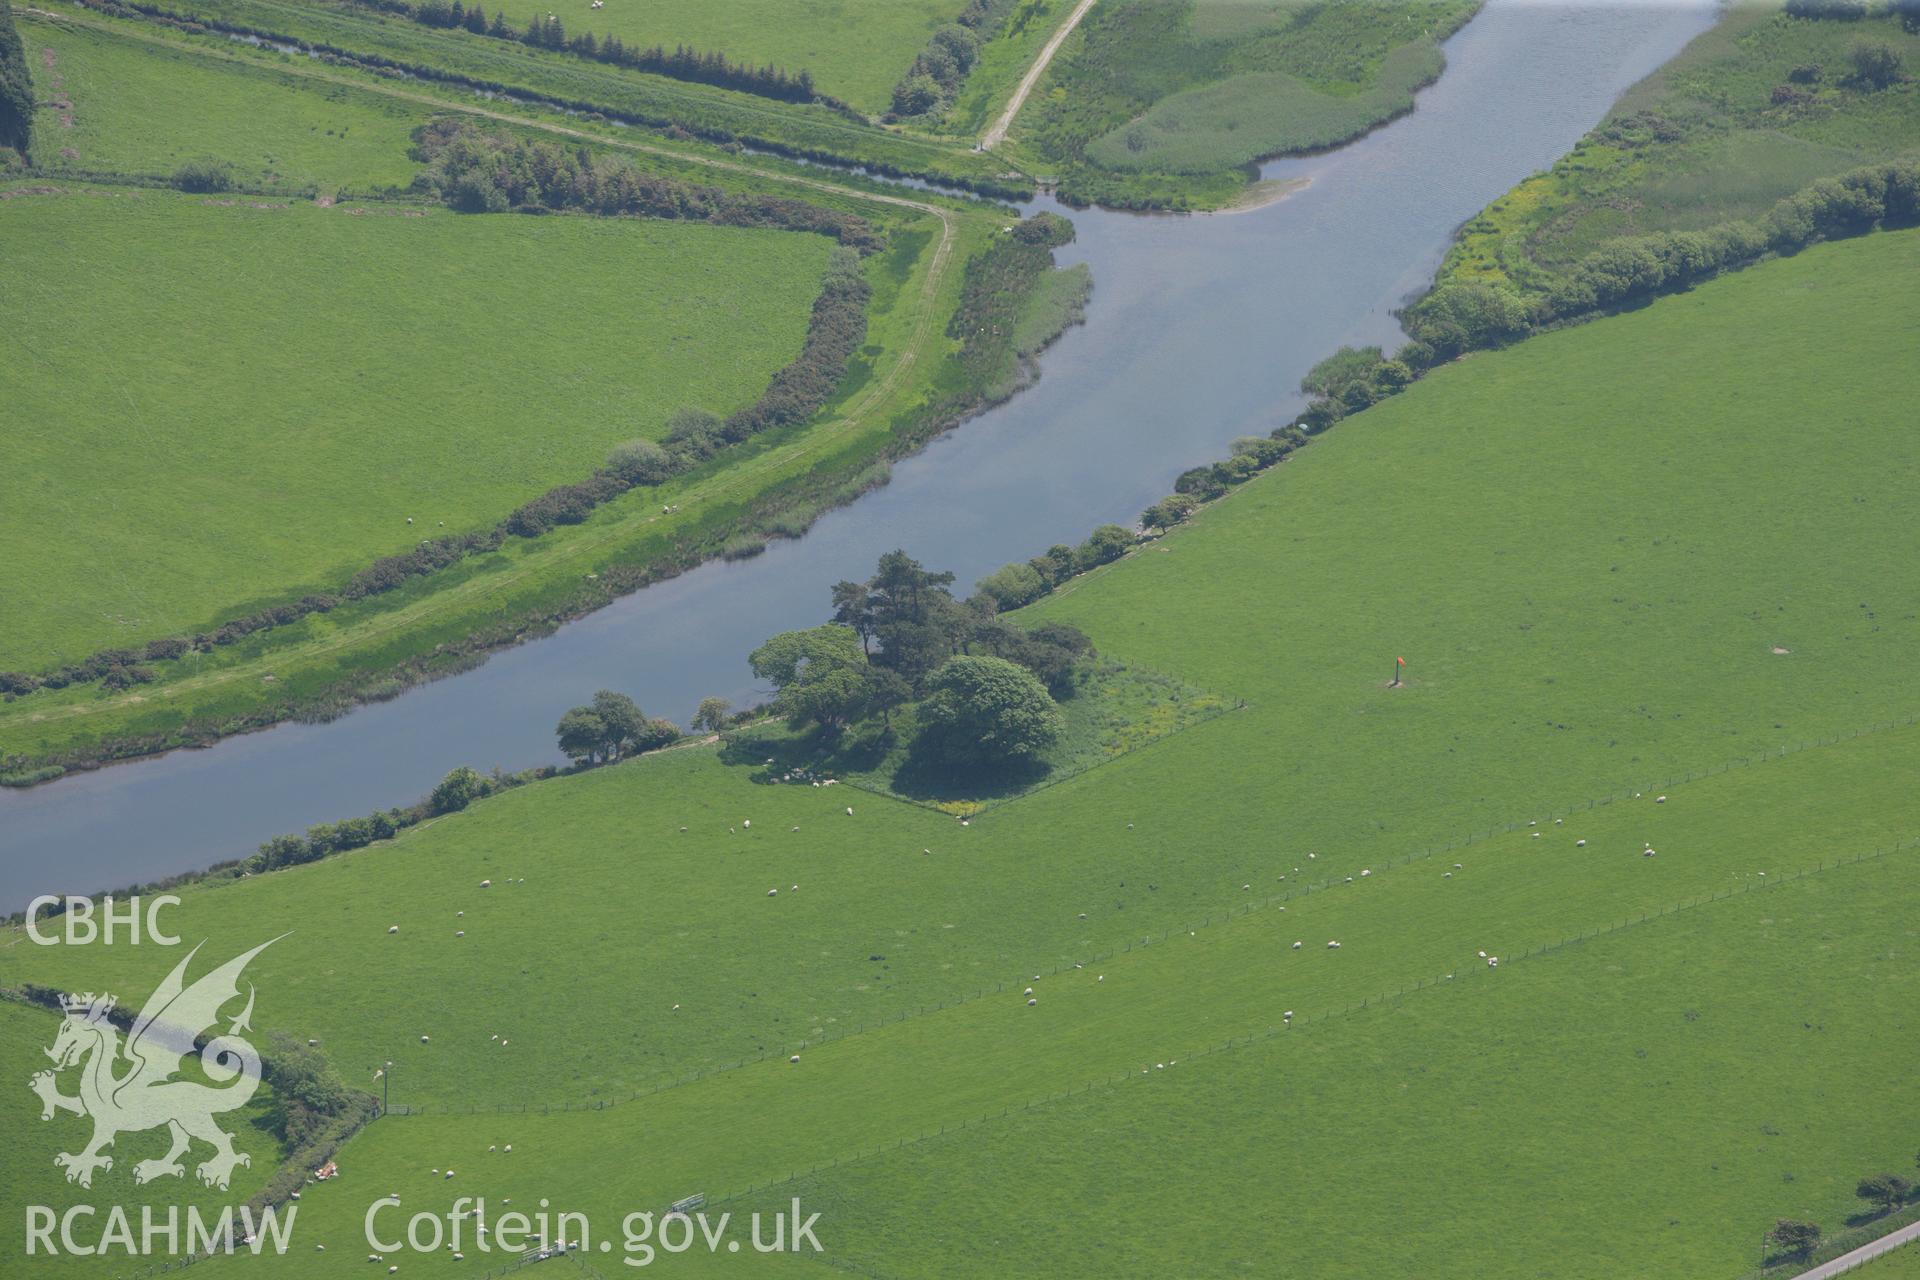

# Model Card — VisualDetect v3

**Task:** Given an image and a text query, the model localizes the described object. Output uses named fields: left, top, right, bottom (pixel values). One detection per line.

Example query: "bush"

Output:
left=171, top=160, right=234, bottom=193
left=913, top=655, right=1061, bottom=768
left=1848, top=39, right=1906, bottom=89
left=1075, top=524, right=1135, bottom=570
left=606, top=438, right=673, bottom=486
left=975, top=561, right=1047, bottom=612
left=429, top=765, right=486, bottom=814
left=1300, top=345, right=1384, bottom=397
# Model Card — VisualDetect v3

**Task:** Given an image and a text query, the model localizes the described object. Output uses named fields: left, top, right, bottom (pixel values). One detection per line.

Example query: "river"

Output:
left=0, top=0, right=1720, bottom=911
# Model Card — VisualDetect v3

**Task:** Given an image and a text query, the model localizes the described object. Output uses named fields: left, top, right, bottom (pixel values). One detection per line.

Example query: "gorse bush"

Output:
left=170, top=158, right=234, bottom=192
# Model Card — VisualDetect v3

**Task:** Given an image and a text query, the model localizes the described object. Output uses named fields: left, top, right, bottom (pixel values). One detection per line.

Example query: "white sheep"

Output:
left=480, top=879, right=491, bottom=888
left=1361, top=869, right=1372, bottom=877
left=1656, top=795, right=1667, bottom=803
left=790, top=1055, right=800, bottom=1064
left=1027, top=998, right=1037, bottom=1006
left=421, top=1035, right=430, bottom=1043
left=768, top=888, right=778, bottom=897
left=742, top=819, right=751, bottom=829
left=388, top=925, right=399, bottom=934
left=1327, top=940, right=1341, bottom=949
left=1292, top=941, right=1302, bottom=949
left=846, top=807, right=854, bottom=816
left=1576, top=839, right=1586, bottom=847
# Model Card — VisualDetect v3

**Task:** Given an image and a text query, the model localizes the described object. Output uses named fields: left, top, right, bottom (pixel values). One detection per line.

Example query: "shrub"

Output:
left=1848, top=39, right=1906, bottom=89
left=428, top=765, right=485, bottom=814
left=975, top=561, right=1047, bottom=613
left=1300, top=345, right=1384, bottom=397
left=606, top=438, right=673, bottom=486
left=171, top=160, right=234, bottom=193
left=914, top=655, right=1061, bottom=768
left=1076, top=524, right=1135, bottom=571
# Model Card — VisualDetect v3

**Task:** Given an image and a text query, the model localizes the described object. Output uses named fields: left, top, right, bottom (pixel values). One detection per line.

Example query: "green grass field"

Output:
left=21, top=15, right=434, bottom=190
left=1438, top=0, right=1920, bottom=296
left=1011, top=0, right=1479, bottom=205
left=0, top=186, right=830, bottom=669
left=0, top=999, right=286, bottom=1271
left=470, top=0, right=962, bottom=117
left=6, top=229, right=1918, bottom=1276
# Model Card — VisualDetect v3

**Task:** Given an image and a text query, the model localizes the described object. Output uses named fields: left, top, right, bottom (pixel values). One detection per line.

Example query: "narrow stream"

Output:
left=0, top=0, right=1720, bottom=910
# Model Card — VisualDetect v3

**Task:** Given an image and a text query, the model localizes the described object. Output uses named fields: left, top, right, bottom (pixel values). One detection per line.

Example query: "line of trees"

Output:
left=411, top=120, right=883, bottom=250
left=0, top=0, right=33, bottom=159
left=345, top=0, right=827, bottom=106
left=886, top=0, right=1016, bottom=122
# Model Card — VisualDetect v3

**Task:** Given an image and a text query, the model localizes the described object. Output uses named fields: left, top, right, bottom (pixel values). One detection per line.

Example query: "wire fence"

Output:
left=692, top=831, right=1920, bottom=1212
left=383, top=713, right=1920, bottom=1120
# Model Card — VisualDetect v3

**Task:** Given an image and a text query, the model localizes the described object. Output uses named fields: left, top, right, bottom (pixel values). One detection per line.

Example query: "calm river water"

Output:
left=0, top=0, right=1719, bottom=910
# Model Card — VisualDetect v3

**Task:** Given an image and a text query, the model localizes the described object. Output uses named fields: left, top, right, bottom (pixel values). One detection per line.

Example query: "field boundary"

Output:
left=3, top=8, right=996, bottom=769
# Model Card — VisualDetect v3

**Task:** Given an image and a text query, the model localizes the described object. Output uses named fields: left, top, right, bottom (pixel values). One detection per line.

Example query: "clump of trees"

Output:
left=745, top=550, right=1094, bottom=773
left=555, top=690, right=678, bottom=765
left=0, top=0, right=33, bottom=160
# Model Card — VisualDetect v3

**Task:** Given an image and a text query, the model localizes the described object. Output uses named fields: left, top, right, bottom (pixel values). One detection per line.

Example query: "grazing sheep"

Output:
left=1024, top=987, right=1033, bottom=996
left=504, top=1145, right=512, bottom=1153
left=1097, top=975, right=1104, bottom=982
left=1488, top=957, right=1498, bottom=967
left=846, top=807, right=854, bottom=816
left=1327, top=940, right=1341, bottom=949
left=742, top=820, right=751, bottom=829
left=790, top=1055, right=800, bottom=1064
left=455, top=931, right=465, bottom=937
left=1361, top=869, right=1372, bottom=877
left=480, top=879, right=492, bottom=888
left=1027, top=998, right=1037, bottom=1006
left=1576, top=839, right=1586, bottom=847
left=1477, top=950, right=1486, bottom=958
left=1444, top=872, right=1453, bottom=878
left=388, top=925, right=399, bottom=934
left=421, top=1035, right=430, bottom=1043
left=768, top=888, right=778, bottom=897
left=1656, top=795, right=1667, bottom=804
left=1292, top=941, right=1302, bottom=949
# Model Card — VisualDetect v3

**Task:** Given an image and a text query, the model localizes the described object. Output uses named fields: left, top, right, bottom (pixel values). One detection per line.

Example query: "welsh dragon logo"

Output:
left=30, top=937, right=283, bottom=1191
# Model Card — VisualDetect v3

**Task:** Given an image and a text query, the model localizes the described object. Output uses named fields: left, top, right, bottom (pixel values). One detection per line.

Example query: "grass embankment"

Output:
left=59, top=0, right=1027, bottom=192
left=1008, top=0, right=1480, bottom=208
left=0, top=8, right=1093, bottom=775
left=5, top=231, right=1918, bottom=1274
left=20, top=14, right=432, bottom=188
left=1438, top=0, right=1920, bottom=299
left=0, top=187, right=831, bottom=670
